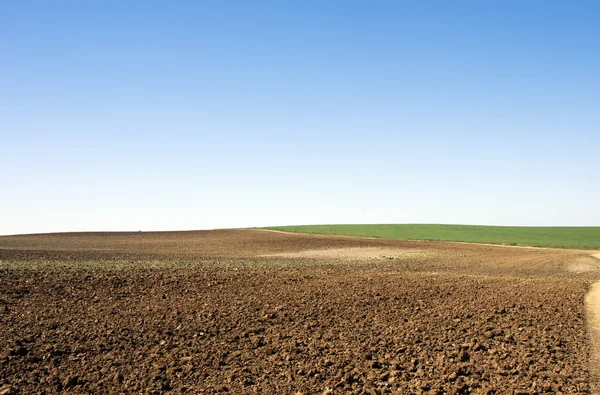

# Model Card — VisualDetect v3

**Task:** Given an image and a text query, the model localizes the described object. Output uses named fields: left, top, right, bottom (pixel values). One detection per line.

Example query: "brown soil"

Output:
left=586, top=254, right=600, bottom=395
left=0, top=230, right=598, bottom=394
left=586, top=281, right=600, bottom=394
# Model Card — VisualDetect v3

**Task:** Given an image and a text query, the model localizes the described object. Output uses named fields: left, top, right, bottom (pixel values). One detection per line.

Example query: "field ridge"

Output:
left=264, top=224, right=600, bottom=249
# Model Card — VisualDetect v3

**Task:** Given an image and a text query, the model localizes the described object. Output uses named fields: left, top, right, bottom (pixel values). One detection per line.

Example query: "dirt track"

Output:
left=0, top=230, right=599, bottom=394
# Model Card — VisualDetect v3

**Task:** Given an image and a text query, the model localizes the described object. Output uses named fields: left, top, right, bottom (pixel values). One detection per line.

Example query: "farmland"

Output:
left=264, top=224, right=600, bottom=249
left=1, top=229, right=599, bottom=394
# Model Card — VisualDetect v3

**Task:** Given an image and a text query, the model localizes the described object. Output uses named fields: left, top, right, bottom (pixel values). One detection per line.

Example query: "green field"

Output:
left=264, top=224, right=600, bottom=249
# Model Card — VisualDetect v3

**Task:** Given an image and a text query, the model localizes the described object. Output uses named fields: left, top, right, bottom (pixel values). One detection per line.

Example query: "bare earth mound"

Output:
left=0, top=230, right=598, bottom=394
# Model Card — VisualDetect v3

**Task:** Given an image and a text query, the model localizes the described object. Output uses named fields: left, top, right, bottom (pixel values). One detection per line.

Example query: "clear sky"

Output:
left=2, top=1, right=599, bottom=235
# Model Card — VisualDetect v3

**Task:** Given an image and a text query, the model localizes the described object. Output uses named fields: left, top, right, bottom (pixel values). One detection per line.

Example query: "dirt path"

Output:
left=586, top=253, right=600, bottom=394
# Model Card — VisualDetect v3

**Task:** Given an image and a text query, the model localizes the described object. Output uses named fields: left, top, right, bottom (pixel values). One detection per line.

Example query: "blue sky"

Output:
left=2, top=1, right=599, bottom=234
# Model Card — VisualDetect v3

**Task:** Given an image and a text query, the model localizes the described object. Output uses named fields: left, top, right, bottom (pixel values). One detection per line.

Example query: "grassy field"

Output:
left=264, top=224, right=600, bottom=249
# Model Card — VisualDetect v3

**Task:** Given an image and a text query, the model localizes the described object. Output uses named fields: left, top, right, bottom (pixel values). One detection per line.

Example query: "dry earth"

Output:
left=587, top=254, right=600, bottom=394
left=0, top=230, right=599, bottom=394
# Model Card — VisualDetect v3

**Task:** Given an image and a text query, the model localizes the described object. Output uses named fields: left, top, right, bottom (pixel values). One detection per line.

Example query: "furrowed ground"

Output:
left=0, top=230, right=599, bottom=394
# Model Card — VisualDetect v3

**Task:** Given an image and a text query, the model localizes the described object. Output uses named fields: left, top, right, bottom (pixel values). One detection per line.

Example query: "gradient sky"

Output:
left=2, top=1, right=599, bottom=235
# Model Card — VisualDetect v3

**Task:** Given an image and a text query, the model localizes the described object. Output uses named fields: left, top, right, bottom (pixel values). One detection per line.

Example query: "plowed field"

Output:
left=1, top=230, right=599, bottom=394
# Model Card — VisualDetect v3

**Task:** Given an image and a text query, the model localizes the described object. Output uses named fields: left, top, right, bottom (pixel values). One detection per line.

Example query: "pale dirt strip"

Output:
left=586, top=253, right=600, bottom=394
left=260, top=246, right=434, bottom=260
